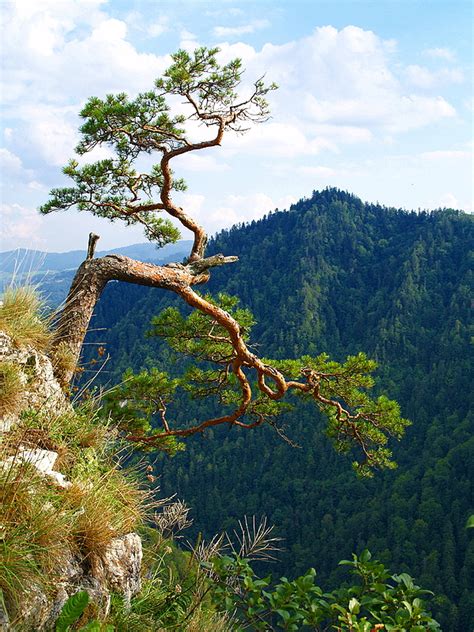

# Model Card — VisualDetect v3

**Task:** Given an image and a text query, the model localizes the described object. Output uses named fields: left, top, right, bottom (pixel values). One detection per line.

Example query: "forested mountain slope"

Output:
left=85, top=189, right=473, bottom=630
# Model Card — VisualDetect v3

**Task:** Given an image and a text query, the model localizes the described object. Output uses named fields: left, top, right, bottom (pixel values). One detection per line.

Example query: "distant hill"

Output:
left=0, top=240, right=193, bottom=298
left=0, top=240, right=193, bottom=274
left=82, top=188, right=473, bottom=631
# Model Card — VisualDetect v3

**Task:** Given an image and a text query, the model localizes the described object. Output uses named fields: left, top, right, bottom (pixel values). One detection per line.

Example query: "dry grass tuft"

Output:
left=0, top=458, right=73, bottom=616
left=64, top=465, right=148, bottom=556
left=51, top=340, right=77, bottom=385
left=0, top=286, right=52, bottom=351
left=0, top=361, right=23, bottom=417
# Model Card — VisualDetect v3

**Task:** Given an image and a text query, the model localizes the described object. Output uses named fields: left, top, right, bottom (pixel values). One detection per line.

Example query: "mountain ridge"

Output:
left=6, top=188, right=471, bottom=629
left=0, top=240, right=193, bottom=275
left=79, top=188, right=472, bottom=630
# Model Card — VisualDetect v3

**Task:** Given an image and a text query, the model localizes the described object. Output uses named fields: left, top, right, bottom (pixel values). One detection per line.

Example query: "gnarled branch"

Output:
left=51, top=247, right=238, bottom=386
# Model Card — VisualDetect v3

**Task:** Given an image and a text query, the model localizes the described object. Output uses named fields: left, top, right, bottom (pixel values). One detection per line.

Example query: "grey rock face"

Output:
left=92, top=533, right=143, bottom=608
left=0, top=331, right=69, bottom=431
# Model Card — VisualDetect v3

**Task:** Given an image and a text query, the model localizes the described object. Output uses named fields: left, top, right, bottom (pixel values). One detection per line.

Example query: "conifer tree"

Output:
left=42, top=47, right=408, bottom=474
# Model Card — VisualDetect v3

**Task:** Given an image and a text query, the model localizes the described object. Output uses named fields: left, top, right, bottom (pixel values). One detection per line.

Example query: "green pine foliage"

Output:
left=39, top=47, right=276, bottom=249
left=101, top=291, right=409, bottom=474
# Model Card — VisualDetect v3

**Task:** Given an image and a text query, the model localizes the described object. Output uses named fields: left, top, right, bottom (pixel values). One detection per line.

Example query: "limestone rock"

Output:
left=0, top=331, right=69, bottom=430
left=3, top=447, right=71, bottom=488
left=91, top=533, right=143, bottom=607
left=0, top=332, right=144, bottom=629
left=6, top=534, right=142, bottom=630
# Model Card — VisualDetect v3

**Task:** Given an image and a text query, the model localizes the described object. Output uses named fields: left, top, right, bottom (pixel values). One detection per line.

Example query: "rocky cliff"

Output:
left=0, top=330, right=143, bottom=630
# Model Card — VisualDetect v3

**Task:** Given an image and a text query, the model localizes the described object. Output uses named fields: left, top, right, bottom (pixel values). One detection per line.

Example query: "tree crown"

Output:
left=40, top=47, right=277, bottom=255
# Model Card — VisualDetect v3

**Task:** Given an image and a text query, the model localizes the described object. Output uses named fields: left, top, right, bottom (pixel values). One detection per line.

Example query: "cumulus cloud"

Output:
left=14, top=105, right=79, bottom=167
left=2, top=9, right=460, bottom=171
left=175, top=153, right=231, bottom=172
left=1, top=3, right=172, bottom=170
left=222, top=122, right=338, bottom=158
left=216, top=26, right=458, bottom=154
left=0, top=148, right=23, bottom=173
left=209, top=192, right=296, bottom=228
left=213, top=19, right=269, bottom=39
left=1, top=5, right=170, bottom=105
left=27, top=180, right=48, bottom=191
left=423, top=47, right=456, bottom=62
left=405, top=64, right=464, bottom=88
left=177, top=192, right=297, bottom=235
left=179, top=29, right=200, bottom=52
left=1, top=203, right=45, bottom=249
left=147, top=18, right=169, bottom=38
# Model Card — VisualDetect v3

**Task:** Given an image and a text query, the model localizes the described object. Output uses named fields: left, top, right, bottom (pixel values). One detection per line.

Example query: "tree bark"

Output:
left=50, top=252, right=235, bottom=386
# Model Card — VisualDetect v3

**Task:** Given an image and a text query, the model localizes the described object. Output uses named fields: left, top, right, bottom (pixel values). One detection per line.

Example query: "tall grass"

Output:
left=0, top=286, right=51, bottom=350
left=0, top=286, right=233, bottom=630
left=0, top=361, right=22, bottom=417
left=0, top=457, right=73, bottom=619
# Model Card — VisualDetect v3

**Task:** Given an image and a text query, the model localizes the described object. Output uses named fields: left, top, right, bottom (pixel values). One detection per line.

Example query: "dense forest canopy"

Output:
left=83, top=189, right=473, bottom=630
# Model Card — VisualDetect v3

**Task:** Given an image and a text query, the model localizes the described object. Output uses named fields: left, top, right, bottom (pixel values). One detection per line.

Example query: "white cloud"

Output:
left=1, top=5, right=170, bottom=108
left=1, top=4, right=173, bottom=169
left=210, top=193, right=286, bottom=227
left=423, top=47, right=456, bottom=62
left=1, top=203, right=45, bottom=248
left=28, top=180, right=48, bottom=191
left=223, top=122, right=338, bottom=158
left=421, top=150, right=471, bottom=160
left=2, top=11, right=460, bottom=173
left=16, top=105, right=79, bottom=166
left=175, top=153, right=230, bottom=172
left=405, top=64, right=464, bottom=88
left=299, top=166, right=336, bottom=178
left=177, top=192, right=297, bottom=235
left=180, top=193, right=206, bottom=220
left=298, top=92, right=454, bottom=133
left=179, top=29, right=200, bottom=52
left=213, top=19, right=269, bottom=39
left=426, top=192, right=473, bottom=212
left=0, top=148, right=23, bottom=173
left=147, top=18, right=169, bottom=38
left=216, top=26, right=457, bottom=155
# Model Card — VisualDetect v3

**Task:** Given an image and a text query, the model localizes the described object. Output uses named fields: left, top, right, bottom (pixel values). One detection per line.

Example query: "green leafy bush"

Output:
left=206, top=549, right=440, bottom=631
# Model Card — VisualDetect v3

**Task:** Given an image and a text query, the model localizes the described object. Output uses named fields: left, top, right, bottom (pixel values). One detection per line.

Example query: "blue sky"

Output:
left=1, top=0, right=472, bottom=252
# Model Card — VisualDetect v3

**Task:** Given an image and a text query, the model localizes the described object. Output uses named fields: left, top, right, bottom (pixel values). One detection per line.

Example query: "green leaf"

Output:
left=359, top=549, right=372, bottom=563
left=349, top=597, right=360, bottom=614
left=55, top=590, right=90, bottom=631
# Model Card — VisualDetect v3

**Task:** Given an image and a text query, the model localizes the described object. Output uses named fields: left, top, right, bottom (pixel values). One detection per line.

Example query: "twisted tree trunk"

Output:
left=50, top=233, right=237, bottom=386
